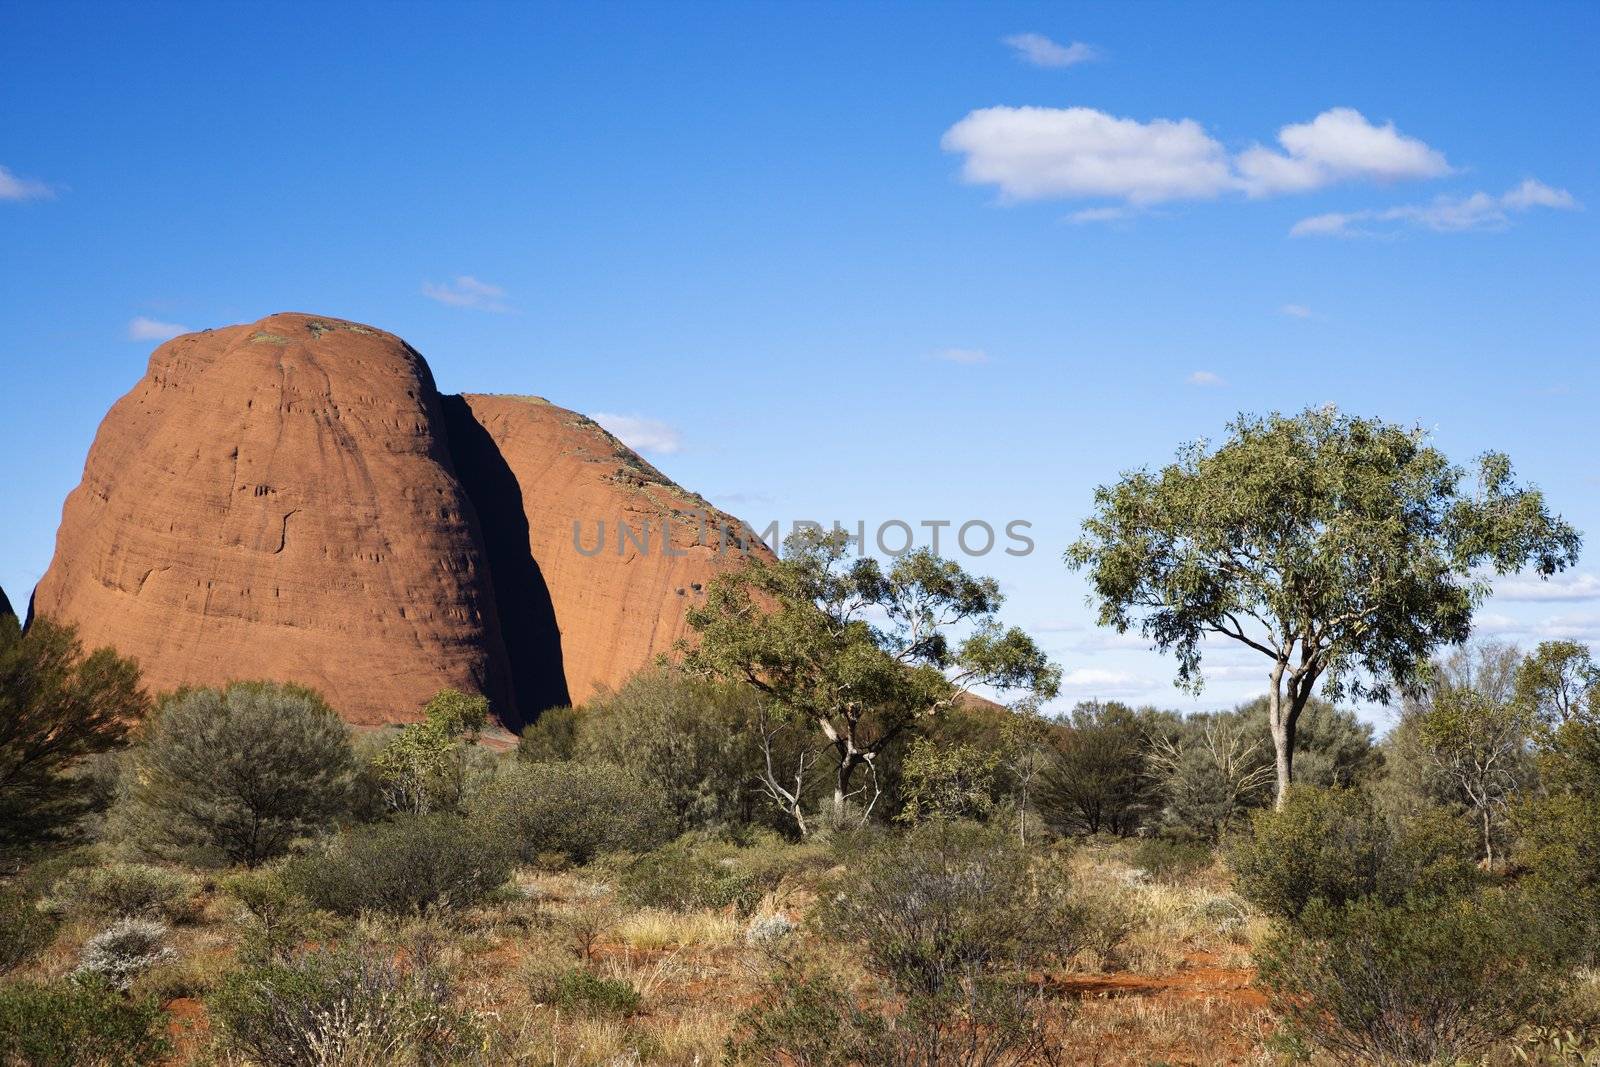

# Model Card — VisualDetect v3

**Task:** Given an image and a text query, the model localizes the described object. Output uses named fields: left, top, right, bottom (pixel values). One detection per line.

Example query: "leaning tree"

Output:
left=1067, top=406, right=1579, bottom=808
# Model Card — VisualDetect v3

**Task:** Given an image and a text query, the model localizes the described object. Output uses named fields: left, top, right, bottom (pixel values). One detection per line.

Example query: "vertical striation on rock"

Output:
left=31, top=314, right=514, bottom=726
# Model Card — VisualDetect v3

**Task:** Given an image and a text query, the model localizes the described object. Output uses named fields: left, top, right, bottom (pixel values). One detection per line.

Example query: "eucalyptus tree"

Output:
left=683, top=528, right=1060, bottom=833
left=1068, top=406, right=1579, bottom=808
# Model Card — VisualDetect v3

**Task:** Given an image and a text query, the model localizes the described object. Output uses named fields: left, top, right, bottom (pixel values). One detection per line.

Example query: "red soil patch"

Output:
left=1051, top=951, right=1267, bottom=1009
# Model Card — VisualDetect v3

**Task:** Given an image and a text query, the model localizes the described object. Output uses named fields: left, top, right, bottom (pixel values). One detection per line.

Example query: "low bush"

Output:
left=282, top=813, right=513, bottom=916
left=73, top=917, right=176, bottom=990
left=1257, top=891, right=1571, bottom=1066
left=220, top=868, right=339, bottom=963
left=529, top=967, right=642, bottom=1016
left=1229, top=787, right=1477, bottom=922
left=209, top=944, right=477, bottom=1067
left=0, top=882, right=57, bottom=974
left=1131, top=837, right=1214, bottom=882
left=616, top=838, right=762, bottom=916
left=728, top=967, right=887, bottom=1067
left=43, top=861, right=200, bottom=923
left=0, top=976, right=170, bottom=1067
left=469, top=760, right=673, bottom=866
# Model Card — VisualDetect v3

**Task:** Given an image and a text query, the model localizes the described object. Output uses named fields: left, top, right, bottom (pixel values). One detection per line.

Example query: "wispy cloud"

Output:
left=1187, top=370, right=1226, bottom=387
left=931, top=347, right=991, bottom=365
left=127, top=316, right=191, bottom=342
left=1067, top=206, right=1133, bottom=225
left=1057, top=667, right=1145, bottom=694
left=1493, top=571, right=1600, bottom=603
left=1002, top=33, right=1099, bottom=68
left=0, top=164, right=54, bottom=202
left=1291, top=179, right=1579, bottom=238
left=1280, top=303, right=1314, bottom=319
left=421, top=275, right=512, bottom=312
left=592, top=413, right=683, bottom=456
left=942, top=106, right=1450, bottom=207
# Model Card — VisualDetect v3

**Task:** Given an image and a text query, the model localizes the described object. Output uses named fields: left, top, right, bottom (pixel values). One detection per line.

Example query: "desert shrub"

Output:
left=43, top=862, right=200, bottom=923
left=0, top=882, right=57, bottom=974
left=371, top=688, right=494, bottom=816
left=282, top=813, right=512, bottom=916
left=897, top=736, right=1003, bottom=824
left=821, top=820, right=1080, bottom=1000
left=616, top=837, right=762, bottom=915
left=517, top=704, right=581, bottom=762
left=745, top=912, right=797, bottom=946
left=469, top=759, right=673, bottom=866
left=221, top=868, right=339, bottom=964
left=1131, top=837, right=1214, bottom=882
left=729, top=967, right=887, bottom=1067
left=1229, top=786, right=1477, bottom=922
left=209, top=944, right=476, bottom=1067
left=574, top=671, right=770, bottom=831
left=0, top=976, right=169, bottom=1066
left=528, top=966, right=642, bottom=1016
left=1257, top=891, right=1571, bottom=1066
left=73, top=916, right=176, bottom=990
left=1037, top=700, right=1159, bottom=837
left=0, top=616, right=148, bottom=859
left=113, top=682, right=355, bottom=867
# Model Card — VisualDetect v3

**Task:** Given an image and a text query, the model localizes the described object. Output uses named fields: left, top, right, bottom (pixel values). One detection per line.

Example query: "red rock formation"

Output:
left=451, top=395, right=769, bottom=708
left=0, top=584, right=13, bottom=621
left=31, top=314, right=512, bottom=726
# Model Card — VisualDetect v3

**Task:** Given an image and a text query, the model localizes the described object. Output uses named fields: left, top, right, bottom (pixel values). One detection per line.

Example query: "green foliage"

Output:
left=1257, top=891, right=1571, bottom=1066
left=0, top=975, right=170, bottom=1067
left=0, top=881, right=57, bottom=975
left=516, top=704, right=580, bottom=762
left=1229, top=787, right=1477, bottom=922
left=574, top=671, right=771, bottom=831
left=469, top=760, right=673, bottom=867
left=220, top=869, right=339, bottom=964
left=0, top=616, right=149, bottom=859
left=210, top=944, right=476, bottom=1067
left=728, top=967, right=886, bottom=1067
left=683, top=528, right=1059, bottom=830
left=1068, top=406, right=1580, bottom=802
left=1146, top=710, right=1275, bottom=842
left=371, top=688, right=492, bottom=816
left=530, top=967, right=642, bottom=1016
left=1515, top=640, right=1600, bottom=731
left=42, top=862, right=200, bottom=923
left=616, top=837, right=763, bottom=915
left=114, top=682, right=355, bottom=867
left=1238, top=696, right=1384, bottom=789
left=282, top=813, right=513, bottom=916
left=1038, top=701, right=1158, bottom=836
left=1130, top=837, right=1214, bottom=882
left=896, top=736, right=1002, bottom=824
left=821, top=820, right=1083, bottom=1000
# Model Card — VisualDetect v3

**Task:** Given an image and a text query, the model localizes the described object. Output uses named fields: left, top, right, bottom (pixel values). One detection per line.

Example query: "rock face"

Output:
left=32, top=313, right=762, bottom=727
left=451, top=395, right=768, bottom=707
left=0, top=584, right=13, bottom=621
left=32, top=314, right=513, bottom=726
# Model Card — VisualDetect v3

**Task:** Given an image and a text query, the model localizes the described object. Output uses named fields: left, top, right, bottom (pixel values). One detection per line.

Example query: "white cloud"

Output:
left=1493, top=572, right=1600, bottom=603
left=1280, top=303, right=1313, bottom=318
left=1003, top=33, right=1098, bottom=68
left=1235, top=107, right=1451, bottom=197
left=1058, top=667, right=1144, bottom=693
left=941, top=106, right=1236, bottom=205
left=421, top=275, right=511, bottom=312
left=1187, top=370, right=1226, bottom=386
left=942, top=106, right=1452, bottom=208
left=0, top=164, right=53, bottom=201
left=1290, top=179, right=1579, bottom=237
left=592, top=413, right=683, bottom=456
left=931, top=347, right=991, bottom=365
left=127, top=316, right=191, bottom=342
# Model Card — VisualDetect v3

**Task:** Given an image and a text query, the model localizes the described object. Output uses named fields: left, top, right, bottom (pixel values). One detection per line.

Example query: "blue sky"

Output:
left=3, top=2, right=1597, bottom=725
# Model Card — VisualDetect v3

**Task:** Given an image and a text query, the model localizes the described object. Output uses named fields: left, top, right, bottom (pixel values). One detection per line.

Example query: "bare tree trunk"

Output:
left=1267, top=663, right=1294, bottom=810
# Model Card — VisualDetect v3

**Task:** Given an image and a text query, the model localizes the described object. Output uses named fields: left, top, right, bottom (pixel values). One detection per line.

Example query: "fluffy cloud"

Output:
left=943, top=106, right=1460, bottom=209
left=1235, top=108, right=1451, bottom=196
left=1057, top=667, right=1144, bottom=693
left=941, top=106, right=1236, bottom=204
left=0, top=164, right=53, bottom=201
left=1493, top=571, right=1600, bottom=603
left=1291, top=179, right=1578, bottom=237
left=592, top=413, right=683, bottom=456
left=1187, top=370, right=1226, bottom=386
left=422, top=275, right=511, bottom=312
left=1003, top=33, right=1098, bottom=68
left=931, top=347, right=990, bottom=365
left=127, top=316, right=191, bottom=342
